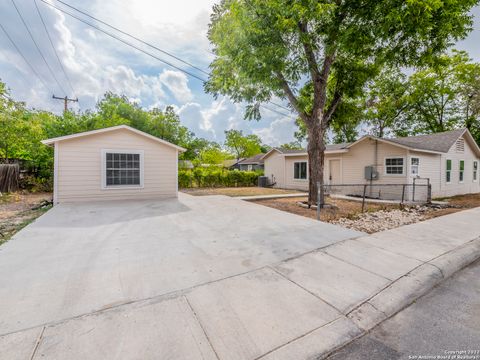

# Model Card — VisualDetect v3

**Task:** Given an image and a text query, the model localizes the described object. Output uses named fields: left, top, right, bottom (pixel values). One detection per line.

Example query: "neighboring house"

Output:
left=223, top=159, right=242, bottom=169
left=41, top=125, right=185, bottom=204
left=262, top=129, right=480, bottom=199
left=237, top=154, right=265, bottom=171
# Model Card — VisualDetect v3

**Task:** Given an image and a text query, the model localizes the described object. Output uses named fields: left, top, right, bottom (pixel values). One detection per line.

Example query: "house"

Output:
left=262, top=129, right=480, bottom=199
left=41, top=125, right=185, bottom=204
left=237, top=154, right=265, bottom=171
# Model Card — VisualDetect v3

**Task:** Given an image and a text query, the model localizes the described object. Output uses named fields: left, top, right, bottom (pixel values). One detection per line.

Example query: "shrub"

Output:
left=178, top=167, right=261, bottom=188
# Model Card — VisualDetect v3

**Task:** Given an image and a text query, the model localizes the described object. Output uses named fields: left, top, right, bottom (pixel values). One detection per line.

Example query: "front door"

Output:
left=329, top=159, right=341, bottom=184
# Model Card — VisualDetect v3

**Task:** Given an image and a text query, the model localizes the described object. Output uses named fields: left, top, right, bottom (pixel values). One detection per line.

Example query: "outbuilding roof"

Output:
left=41, top=125, right=186, bottom=152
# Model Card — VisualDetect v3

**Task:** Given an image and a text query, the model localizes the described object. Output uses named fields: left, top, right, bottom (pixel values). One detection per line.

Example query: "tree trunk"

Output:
left=307, top=122, right=326, bottom=206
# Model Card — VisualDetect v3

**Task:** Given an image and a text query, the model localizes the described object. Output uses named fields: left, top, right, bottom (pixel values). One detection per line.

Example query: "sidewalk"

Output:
left=2, top=207, right=480, bottom=360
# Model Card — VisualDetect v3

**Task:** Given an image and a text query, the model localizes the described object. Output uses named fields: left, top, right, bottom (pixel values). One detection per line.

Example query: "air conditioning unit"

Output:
left=365, top=166, right=379, bottom=180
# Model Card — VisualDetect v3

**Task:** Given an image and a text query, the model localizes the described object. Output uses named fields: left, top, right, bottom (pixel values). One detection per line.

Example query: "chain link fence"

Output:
left=323, top=183, right=431, bottom=203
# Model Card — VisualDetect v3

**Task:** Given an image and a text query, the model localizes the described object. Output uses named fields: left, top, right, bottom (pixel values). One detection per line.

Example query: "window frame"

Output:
left=384, top=157, right=405, bottom=176
left=410, top=157, right=420, bottom=176
left=293, top=161, right=308, bottom=180
left=459, top=159, right=465, bottom=183
left=446, top=159, right=452, bottom=184
left=101, top=149, right=145, bottom=190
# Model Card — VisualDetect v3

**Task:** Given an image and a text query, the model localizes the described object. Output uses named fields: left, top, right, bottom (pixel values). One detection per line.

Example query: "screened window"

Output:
left=474, top=161, right=478, bottom=182
left=294, top=162, right=307, bottom=180
left=411, top=157, right=419, bottom=175
left=446, top=159, right=452, bottom=183
left=385, top=158, right=404, bottom=175
left=459, top=160, right=465, bottom=183
left=105, top=152, right=141, bottom=186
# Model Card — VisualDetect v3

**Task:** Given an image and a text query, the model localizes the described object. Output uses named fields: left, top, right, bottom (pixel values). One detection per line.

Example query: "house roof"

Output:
left=223, top=159, right=240, bottom=168
left=238, top=153, right=265, bottom=165
left=41, top=125, right=186, bottom=152
left=262, top=129, right=480, bottom=159
left=384, top=129, right=468, bottom=153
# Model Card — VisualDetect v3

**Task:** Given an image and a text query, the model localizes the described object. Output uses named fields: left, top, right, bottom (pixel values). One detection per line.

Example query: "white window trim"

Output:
left=293, top=161, right=308, bottom=181
left=473, top=160, right=478, bottom=183
left=410, top=157, right=420, bottom=176
left=384, top=156, right=405, bottom=176
left=101, top=149, right=145, bottom=190
left=459, top=159, right=465, bottom=184
left=446, top=158, right=452, bottom=184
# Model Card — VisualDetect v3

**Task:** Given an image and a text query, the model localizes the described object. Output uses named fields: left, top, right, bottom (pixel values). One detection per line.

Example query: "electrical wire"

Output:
left=39, top=0, right=297, bottom=119
left=33, top=0, right=76, bottom=97
left=0, top=22, right=53, bottom=93
left=48, top=0, right=211, bottom=77
left=11, top=0, right=68, bottom=95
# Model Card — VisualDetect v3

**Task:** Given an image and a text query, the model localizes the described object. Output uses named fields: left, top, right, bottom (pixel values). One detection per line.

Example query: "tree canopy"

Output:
left=206, top=0, right=478, bottom=203
left=224, top=129, right=263, bottom=160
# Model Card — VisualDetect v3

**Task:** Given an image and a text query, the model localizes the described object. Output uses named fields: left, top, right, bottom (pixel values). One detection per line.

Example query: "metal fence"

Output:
left=323, top=182, right=431, bottom=204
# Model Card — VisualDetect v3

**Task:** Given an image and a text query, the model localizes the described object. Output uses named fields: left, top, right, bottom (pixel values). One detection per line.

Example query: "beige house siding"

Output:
left=263, top=151, right=286, bottom=188
left=56, top=128, right=178, bottom=203
left=285, top=156, right=309, bottom=190
left=437, top=134, right=480, bottom=197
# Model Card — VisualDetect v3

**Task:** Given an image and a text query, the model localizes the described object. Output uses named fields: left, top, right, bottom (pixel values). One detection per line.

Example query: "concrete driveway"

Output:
left=0, top=193, right=359, bottom=337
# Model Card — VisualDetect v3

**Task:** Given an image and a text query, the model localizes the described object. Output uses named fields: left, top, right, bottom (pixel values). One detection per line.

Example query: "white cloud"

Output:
left=159, top=70, right=193, bottom=103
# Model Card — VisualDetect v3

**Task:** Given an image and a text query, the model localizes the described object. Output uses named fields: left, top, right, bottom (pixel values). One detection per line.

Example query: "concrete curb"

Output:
left=342, top=236, right=480, bottom=344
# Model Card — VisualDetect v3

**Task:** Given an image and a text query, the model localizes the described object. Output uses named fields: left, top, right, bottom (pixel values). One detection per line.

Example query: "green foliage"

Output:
left=178, top=167, right=261, bottom=188
left=365, top=68, right=409, bottom=137
left=279, top=141, right=303, bottom=150
left=206, top=0, right=477, bottom=201
left=199, top=144, right=233, bottom=164
left=0, top=82, right=225, bottom=181
left=224, top=129, right=262, bottom=160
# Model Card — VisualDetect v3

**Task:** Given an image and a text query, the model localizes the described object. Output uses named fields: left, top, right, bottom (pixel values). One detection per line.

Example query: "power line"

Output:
left=49, top=0, right=211, bottom=77
left=11, top=0, right=68, bottom=95
left=0, top=22, right=53, bottom=93
left=33, top=0, right=76, bottom=97
left=40, top=0, right=209, bottom=83
left=39, top=0, right=296, bottom=119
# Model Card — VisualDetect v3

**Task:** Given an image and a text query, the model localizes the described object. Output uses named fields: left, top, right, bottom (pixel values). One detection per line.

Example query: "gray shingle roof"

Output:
left=277, top=142, right=351, bottom=154
left=271, top=129, right=469, bottom=156
left=384, top=129, right=466, bottom=153
left=238, top=153, right=265, bottom=164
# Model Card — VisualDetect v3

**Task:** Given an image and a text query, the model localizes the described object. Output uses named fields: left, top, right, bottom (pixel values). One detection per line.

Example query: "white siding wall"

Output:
left=436, top=135, right=480, bottom=197
left=285, top=155, right=309, bottom=190
left=263, top=151, right=286, bottom=188
left=56, top=128, right=178, bottom=203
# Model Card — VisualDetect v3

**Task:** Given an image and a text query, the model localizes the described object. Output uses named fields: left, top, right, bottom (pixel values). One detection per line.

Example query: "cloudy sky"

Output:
left=0, top=1, right=479, bottom=146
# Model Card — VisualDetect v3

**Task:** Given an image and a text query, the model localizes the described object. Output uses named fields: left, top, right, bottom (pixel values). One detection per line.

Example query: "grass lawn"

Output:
left=181, top=187, right=304, bottom=197
left=0, top=192, right=52, bottom=246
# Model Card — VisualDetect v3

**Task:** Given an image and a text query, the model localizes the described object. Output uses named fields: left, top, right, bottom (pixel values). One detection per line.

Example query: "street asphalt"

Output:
left=328, top=259, right=480, bottom=360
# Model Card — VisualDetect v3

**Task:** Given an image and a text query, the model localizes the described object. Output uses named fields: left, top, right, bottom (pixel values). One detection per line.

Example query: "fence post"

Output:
left=316, top=182, right=321, bottom=221
left=361, top=184, right=367, bottom=213
left=427, top=183, right=432, bottom=203
left=412, top=178, right=416, bottom=202
left=401, top=184, right=406, bottom=204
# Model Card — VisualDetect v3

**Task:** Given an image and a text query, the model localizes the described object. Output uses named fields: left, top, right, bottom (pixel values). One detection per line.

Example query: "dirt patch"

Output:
left=250, top=195, right=478, bottom=234
left=181, top=187, right=304, bottom=197
left=0, top=192, right=52, bottom=245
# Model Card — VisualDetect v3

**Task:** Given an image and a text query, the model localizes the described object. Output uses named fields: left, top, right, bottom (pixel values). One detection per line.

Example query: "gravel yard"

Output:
left=251, top=193, right=480, bottom=234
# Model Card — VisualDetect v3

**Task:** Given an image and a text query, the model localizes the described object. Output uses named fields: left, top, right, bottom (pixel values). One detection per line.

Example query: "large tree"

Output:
left=206, top=0, right=477, bottom=204
left=403, top=51, right=480, bottom=135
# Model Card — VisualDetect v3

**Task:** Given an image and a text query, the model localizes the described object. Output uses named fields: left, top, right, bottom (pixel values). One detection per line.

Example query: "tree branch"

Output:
left=323, top=91, right=343, bottom=130
left=275, top=71, right=309, bottom=123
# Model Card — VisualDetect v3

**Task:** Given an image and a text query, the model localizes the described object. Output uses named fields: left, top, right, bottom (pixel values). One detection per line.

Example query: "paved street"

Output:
left=328, top=259, right=480, bottom=360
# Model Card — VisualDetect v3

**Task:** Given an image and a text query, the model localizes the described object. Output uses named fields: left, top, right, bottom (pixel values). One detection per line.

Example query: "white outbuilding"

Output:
left=42, top=125, right=185, bottom=204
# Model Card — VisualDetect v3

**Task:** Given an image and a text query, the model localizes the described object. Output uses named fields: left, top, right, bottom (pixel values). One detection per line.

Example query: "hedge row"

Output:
left=179, top=168, right=262, bottom=188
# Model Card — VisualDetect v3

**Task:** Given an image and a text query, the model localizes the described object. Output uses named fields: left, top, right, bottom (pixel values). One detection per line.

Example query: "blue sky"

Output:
left=0, top=1, right=479, bottom=146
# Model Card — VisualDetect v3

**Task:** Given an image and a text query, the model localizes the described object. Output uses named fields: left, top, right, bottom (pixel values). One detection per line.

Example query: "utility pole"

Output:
left=52, top=95, right=78, bottom=113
